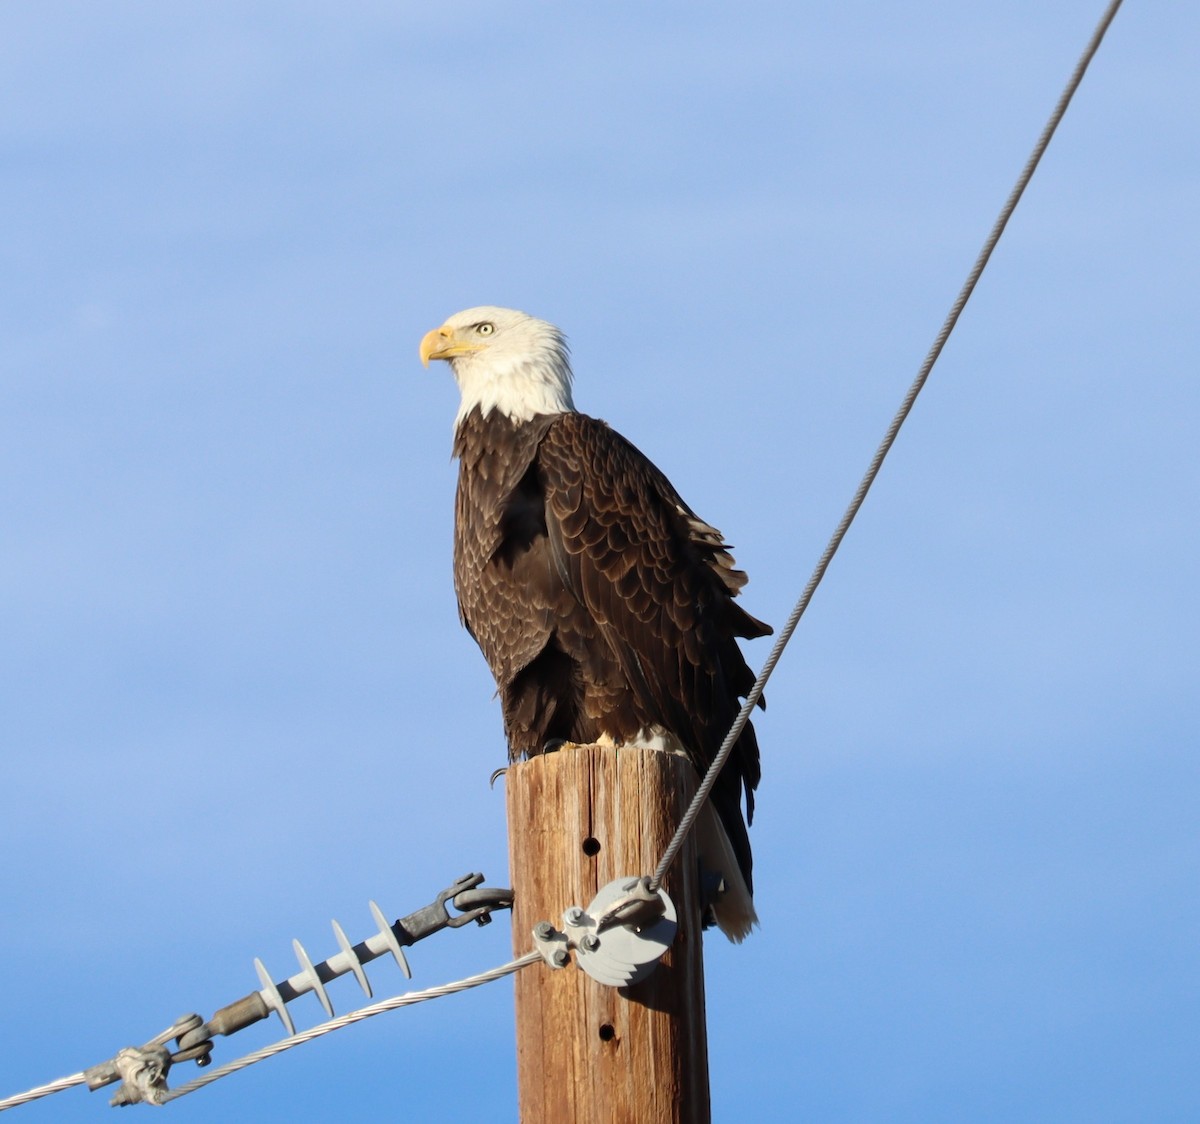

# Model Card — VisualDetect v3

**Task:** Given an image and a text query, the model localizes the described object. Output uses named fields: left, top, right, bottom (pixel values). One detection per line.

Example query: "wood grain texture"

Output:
left=507, top=745, right=710, bottom=1124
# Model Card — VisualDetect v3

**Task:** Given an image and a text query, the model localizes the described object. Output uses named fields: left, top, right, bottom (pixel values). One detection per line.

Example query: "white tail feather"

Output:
left=696, top=801, right=758, bottom=943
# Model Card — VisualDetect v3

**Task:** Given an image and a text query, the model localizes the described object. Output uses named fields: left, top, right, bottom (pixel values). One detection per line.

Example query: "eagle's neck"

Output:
left=452, top=404, right=557, bottom=465
left=451, top=344, right=574, bottom=429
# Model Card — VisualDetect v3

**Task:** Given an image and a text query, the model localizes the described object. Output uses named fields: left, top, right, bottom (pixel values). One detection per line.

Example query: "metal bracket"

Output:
left=84, top=1015, right=203, bottom=1106
left=399, top=873, right=514, bottom=939
left=531, top=921, right=571, bottom=969
left=593, top=876, right=667, bottom=932
left=533, top=876, right=676, bottom=988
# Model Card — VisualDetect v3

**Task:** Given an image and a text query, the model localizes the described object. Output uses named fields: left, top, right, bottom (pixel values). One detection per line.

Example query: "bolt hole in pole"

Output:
left=582, top=836, right=601, bottom=857
left=598, top=1023, right=616, bottom=1042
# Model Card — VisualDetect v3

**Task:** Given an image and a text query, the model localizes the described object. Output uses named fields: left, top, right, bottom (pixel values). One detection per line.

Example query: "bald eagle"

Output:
left=421, top=307, right=770, bottom=940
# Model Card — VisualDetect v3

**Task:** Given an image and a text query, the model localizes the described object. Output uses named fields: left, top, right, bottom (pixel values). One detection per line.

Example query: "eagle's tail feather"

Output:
left=696, top=801, right=758, bottom=943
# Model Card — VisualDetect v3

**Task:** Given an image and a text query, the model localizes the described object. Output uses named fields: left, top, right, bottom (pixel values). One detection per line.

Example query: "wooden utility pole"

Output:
left=506, top=745, right=710, bottom=1124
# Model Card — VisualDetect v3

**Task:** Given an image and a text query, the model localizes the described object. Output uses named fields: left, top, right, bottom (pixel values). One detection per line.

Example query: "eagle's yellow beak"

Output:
left=420, top=324, right=485, bottom=367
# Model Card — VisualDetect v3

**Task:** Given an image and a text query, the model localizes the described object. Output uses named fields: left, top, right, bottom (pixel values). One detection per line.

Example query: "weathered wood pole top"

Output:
left=507, top=744, right=710, bottom=1124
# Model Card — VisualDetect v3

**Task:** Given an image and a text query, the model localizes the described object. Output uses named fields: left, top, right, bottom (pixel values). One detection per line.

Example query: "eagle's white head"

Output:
left=420, top=306, right=575, bottom=429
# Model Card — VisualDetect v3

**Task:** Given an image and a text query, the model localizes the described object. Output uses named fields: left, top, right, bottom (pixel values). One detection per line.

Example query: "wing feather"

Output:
left=536, top=414, right=769, bottom=847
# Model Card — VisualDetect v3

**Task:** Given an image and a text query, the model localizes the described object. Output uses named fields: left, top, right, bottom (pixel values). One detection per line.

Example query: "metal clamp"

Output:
left=532, top=920, right=571, bottom=969
left=593, top=876, right=667, bottom=932
left=533, top=876, right=676, bottom=988
left=397, top=873, right=514, bottom=941
left=84, top=1014, right=205, bottom=1106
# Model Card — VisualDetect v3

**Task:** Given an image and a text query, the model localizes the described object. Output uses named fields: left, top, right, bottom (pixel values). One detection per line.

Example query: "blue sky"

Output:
left=2, top=2, right=1197, bottom=1120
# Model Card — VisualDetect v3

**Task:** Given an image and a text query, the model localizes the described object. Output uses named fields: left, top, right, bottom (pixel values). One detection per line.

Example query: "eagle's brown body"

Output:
left=452, top=404, right=770, bottom=894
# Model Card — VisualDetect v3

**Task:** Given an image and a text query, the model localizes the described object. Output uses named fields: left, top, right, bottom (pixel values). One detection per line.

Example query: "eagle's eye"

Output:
left=476, top=322, right=495, bottom=336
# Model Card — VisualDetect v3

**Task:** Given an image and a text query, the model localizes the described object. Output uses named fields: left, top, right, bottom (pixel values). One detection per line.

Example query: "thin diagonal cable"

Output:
left=0, top=1071, right=87, bottom=1113
left=160, top=951, right=541, bottom=1103
left=651, top=0, right=1125, bottom=894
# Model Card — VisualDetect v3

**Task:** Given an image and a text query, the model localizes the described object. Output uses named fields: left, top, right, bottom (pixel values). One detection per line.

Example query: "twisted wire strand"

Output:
left=651, top=0, right=1126, bottom=893
left=0, top=1072, right=87, bottom=1113
left=161, top=951, right=541, bottom=1103
left=1, top=955, right=541, bottom=1110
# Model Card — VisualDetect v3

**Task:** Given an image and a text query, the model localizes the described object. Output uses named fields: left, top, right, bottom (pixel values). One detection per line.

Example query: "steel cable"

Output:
left=651, top=0, right=1126, bottom=894
left=161, top=951, right=541, bottom=1103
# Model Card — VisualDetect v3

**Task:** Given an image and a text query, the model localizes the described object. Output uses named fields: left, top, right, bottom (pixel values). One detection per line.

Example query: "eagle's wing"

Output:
left=453, top=412, right=562, bottom=692
left=536, top=413, right=769, bottom=866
